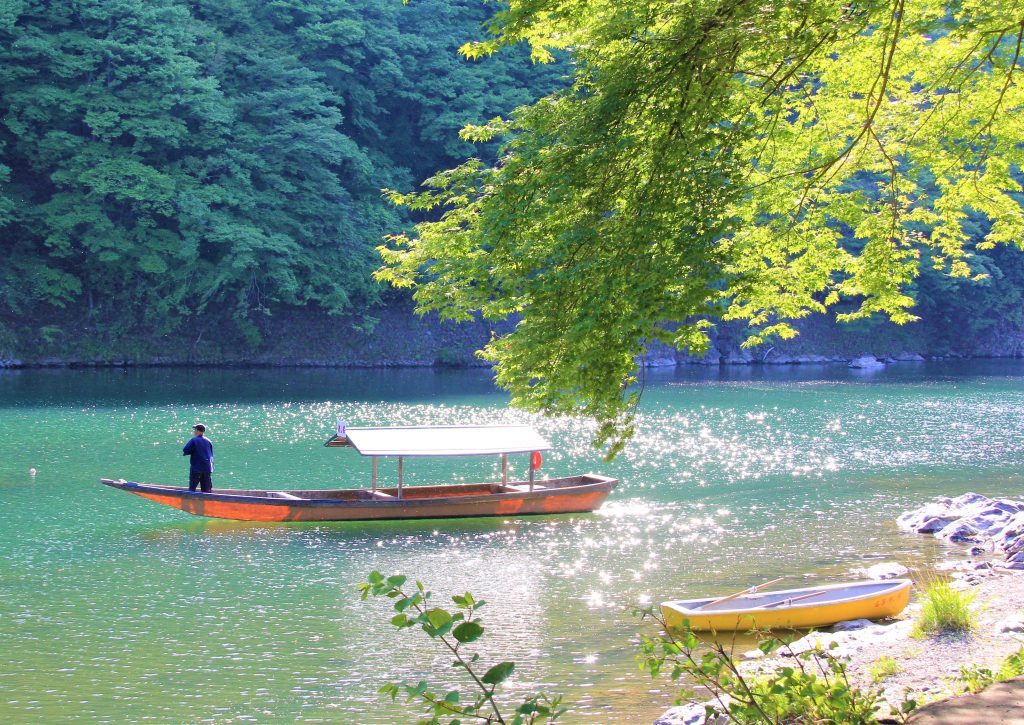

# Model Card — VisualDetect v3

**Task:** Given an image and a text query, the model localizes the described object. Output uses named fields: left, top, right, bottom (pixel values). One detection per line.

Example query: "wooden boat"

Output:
left=661, top=579, right=912, bottom=632
left=100, top=424, right=617, bottom=522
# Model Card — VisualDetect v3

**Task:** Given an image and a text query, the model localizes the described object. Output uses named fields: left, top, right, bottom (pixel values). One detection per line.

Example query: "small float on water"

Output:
left=661, top=578, right=912, bottom=632
left=100, top=424, right=617, bottom=522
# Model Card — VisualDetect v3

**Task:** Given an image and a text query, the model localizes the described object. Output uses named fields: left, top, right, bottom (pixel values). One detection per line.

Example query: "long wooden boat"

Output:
left=660, top=579, right=912, bottom=632
left=100, top=424, right=617, bottom=522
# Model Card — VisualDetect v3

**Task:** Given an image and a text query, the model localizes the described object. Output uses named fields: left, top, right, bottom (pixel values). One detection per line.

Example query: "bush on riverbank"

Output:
left=956, top=646, right=1024, bottom=694
left=636, top=611, right=917, bottom=725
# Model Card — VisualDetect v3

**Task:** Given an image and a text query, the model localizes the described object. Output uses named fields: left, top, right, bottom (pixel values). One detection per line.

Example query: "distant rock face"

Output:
left=721, top=350, right=754, bottom=365
left=897, top=493, right=1024, bottom=569
left=642, top=354, right=679, bottom=368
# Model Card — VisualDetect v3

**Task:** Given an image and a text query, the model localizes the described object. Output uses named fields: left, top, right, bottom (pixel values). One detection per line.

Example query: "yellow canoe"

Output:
left=661, top=579, right=912, bottom=632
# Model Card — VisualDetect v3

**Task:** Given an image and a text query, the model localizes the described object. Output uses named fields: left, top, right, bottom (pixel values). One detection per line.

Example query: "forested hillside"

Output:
left=0, top=0, right=561, bottom=357
left=1, top=0, right=1023, bottom=368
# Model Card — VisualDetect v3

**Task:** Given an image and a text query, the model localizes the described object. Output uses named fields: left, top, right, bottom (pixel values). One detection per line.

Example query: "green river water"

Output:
left=1, top=362, right=1023, bottom=724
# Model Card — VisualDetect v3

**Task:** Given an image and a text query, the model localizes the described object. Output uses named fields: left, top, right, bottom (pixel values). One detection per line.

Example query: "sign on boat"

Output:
left=100, top=424, right=617, bottom=522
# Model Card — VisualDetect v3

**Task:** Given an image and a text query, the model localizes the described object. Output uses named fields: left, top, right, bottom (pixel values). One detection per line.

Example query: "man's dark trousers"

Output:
left=189, top=470, right=212, bottom=493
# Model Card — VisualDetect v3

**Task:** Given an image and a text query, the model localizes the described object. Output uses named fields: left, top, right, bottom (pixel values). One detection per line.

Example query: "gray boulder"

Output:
left=855, top=563, right=909, bottom=580
left=897, top=504, right=960, bottom=533
left=830, top=618, right=876, bottom=632
left=950, top=492, right=995, bottom=508
left=654, top=702, right=729, bottom=725
left=1003, top=536, right=1024, bottom=556
left=971, top=504, right=1024, bottom=533
left=995, top=514, right=1024, bottom=548
left=996, top=615, right=1024, bottom=633
left=917, top=515, right=962, bottom=533
left=899, top=494, right=1024, bottom=566
left=936, top=521, right=982, bottom=543
left=849, top=355, right=885, bottom=369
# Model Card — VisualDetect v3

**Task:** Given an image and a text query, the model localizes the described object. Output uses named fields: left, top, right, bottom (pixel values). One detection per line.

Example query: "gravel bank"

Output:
left=655, top=493, right=1024, bottom=724
left=844, top=566, right=1024, bottom=709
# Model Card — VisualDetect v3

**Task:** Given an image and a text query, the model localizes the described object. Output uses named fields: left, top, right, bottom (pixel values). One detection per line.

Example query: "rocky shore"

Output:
left=4, top=296, right=1024, bottom=368
left=655, top=493, right=1024, bottom=725
left=0, top=351, right=936, bottom=369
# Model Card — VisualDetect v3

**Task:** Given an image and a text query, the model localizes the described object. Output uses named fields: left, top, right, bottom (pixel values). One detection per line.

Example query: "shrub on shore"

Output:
left=635, top=613, right=919, bottom=724
left=956, top=646, right=1024, bottom=694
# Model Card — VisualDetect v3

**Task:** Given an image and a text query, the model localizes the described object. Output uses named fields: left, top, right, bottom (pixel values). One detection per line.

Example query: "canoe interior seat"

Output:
left=502, top=484, right=547, bottom=492
left=268, top=491, right=302, bottom=500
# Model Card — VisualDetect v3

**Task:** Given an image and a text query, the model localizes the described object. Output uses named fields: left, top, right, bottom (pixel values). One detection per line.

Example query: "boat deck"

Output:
left=135, top=480, right=563, bottom=502
left=99, top=473, right=615, bottom=522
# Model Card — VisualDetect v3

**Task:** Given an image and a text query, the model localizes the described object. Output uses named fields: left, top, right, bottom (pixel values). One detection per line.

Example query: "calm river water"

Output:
left=1, top=362, right=1023, bottom=723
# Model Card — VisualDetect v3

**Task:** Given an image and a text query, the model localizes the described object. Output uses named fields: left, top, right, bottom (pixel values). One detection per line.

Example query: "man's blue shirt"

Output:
left=183, top=435, right=214, bottom=472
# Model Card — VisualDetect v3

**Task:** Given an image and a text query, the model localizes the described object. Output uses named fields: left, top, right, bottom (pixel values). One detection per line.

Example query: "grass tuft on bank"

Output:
left=912, top=579, right=977, bottom=638
left=869, top=655, right=902, bottom=682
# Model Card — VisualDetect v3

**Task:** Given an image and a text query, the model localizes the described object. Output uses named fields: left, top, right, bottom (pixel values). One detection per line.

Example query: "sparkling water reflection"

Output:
left=1, top=362, right=1022, bottom=722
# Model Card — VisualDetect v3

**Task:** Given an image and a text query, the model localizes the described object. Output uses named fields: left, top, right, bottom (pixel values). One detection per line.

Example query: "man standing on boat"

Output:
left=183, top=424, right=214, bottom=493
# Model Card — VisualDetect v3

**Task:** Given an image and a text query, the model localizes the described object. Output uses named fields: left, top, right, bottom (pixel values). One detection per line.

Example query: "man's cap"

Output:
left=193, top=424, right=206, bottom=433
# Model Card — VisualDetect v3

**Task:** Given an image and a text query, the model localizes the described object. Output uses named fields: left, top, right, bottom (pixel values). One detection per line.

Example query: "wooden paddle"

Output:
left=695, top=577, right=786, bottom=610
left=760, top=589, right=829, bottom=609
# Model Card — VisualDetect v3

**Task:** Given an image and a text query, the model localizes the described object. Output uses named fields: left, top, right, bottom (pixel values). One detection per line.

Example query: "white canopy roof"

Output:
left=342, top=425, right=550, bottom=457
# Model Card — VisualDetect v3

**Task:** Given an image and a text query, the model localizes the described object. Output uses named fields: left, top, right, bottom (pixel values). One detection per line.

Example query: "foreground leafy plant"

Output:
left=912, top=580, right=977, bottom=638
left=955, top=646, right=1024, bottom=694
left=359, top=571, right=564, bottom=724
left=636, top=608, right=917, bottom=724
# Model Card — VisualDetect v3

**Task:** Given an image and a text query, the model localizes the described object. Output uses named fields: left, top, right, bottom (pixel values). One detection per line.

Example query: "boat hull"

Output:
left=99, top=475, right=617, bottom=522
left=661, top=579, right=912, bottom=632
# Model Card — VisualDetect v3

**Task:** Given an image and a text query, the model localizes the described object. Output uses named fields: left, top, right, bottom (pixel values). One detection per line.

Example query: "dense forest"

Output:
left=1, top=0, right=1023, bottom=366
left=0, top=0, right=562, bottom=359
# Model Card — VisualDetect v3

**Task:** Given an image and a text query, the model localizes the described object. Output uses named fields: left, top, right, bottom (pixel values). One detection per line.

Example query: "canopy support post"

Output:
left=501, top=453, right=508, bottom=486
left=529, top=460, right=535, bottom=492
left=372, top=456, right=377, bottom=491
left=397, top=456, right=404, bottom=499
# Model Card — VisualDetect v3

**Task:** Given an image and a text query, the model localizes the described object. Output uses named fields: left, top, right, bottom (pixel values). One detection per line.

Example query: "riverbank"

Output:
left=761, top=564, right=1024, bottom=718
left=656, top=571, right=1024, bottom=724
left=845, top=565, right=1024, bottom=714
left=656, top=493, right=1024, bottom=724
